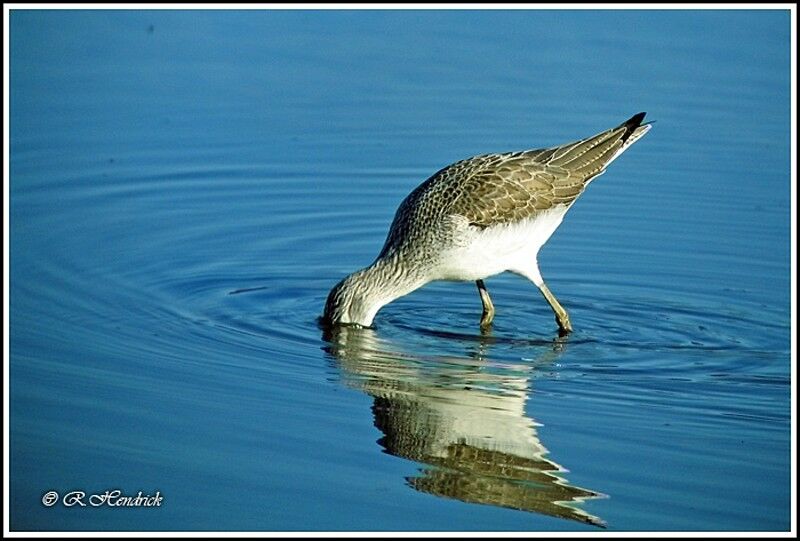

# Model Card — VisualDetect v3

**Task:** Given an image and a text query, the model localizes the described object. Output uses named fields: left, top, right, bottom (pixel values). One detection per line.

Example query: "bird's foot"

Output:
left=556, top=314, right=573, bottom=336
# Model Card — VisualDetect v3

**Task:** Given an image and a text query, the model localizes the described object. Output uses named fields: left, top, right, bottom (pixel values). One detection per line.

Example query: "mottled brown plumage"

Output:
left=381, top=113, right=647, bottom=254
left=324, top=113, right=651, bottom=331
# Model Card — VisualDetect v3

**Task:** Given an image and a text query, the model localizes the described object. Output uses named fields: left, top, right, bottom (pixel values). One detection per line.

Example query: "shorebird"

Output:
left=324, top=113, right=651, bottom=333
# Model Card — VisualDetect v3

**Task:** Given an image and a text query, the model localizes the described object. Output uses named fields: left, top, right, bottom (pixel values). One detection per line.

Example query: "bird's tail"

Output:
left=616, top=112, right=652, bottom=158
left=542, top=112, right=651, bottom=179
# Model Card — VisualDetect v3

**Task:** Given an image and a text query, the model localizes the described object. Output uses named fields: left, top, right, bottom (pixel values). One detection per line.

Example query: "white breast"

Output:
left=435, top=205, right=570, bottom=281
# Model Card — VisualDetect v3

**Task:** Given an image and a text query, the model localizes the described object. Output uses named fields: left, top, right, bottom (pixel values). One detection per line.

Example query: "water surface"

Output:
left=9, top=8, right=792, bottom=531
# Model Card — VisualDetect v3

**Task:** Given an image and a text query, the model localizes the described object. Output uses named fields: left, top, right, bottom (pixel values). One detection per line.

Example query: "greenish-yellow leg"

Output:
left=537, top=282, right=573, bottom=334
left=476, top=279, right=495, bottom=327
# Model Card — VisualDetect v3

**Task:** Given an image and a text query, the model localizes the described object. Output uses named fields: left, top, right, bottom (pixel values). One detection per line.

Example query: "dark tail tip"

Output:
left=620, top=112, right=647, bottom=143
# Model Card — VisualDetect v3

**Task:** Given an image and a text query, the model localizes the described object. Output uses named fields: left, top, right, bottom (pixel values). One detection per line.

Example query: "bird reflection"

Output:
left=321, top=324, right=605, bottom=527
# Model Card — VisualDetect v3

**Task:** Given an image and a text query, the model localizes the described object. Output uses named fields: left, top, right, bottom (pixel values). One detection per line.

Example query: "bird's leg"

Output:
left=476, top=279, right=495, bottom=327
left=537, top=282, right=573, bottom=335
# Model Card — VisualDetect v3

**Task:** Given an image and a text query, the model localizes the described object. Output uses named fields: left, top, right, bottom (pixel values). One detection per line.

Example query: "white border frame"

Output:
left=3, top=3, right=796, bottom=538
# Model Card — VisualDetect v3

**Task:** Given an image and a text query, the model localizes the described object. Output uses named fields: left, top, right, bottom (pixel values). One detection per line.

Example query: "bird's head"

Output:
left=322, top=270, right=384, bottom=328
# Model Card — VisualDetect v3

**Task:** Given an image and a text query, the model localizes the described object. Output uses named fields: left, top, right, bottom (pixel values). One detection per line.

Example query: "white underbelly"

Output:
left=436, top=206, right=569, bottom=281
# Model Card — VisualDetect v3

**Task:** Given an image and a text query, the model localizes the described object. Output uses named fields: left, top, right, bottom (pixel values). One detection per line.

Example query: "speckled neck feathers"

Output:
left=323, top=253, right=424, bottom=327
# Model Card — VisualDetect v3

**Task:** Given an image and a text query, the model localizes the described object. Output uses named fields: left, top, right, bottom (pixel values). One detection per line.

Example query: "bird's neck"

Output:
left=329, top=253, right=423, bottom=327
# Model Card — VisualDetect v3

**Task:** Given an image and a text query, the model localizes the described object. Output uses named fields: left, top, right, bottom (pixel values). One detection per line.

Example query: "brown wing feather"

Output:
left=447, top=123, right=633, bottom=227
left=380, top=114, right=646, bottom=251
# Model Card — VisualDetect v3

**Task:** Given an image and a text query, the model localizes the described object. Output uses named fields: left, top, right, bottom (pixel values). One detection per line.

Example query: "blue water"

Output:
left=9, top=8, right=792, bottom=532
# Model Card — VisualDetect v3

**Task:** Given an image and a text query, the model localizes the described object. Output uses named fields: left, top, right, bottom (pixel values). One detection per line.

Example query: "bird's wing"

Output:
left=443, top=155, right=568, bottom=227
left=447, top=118, right=644, bottom=228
